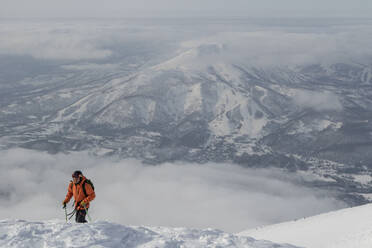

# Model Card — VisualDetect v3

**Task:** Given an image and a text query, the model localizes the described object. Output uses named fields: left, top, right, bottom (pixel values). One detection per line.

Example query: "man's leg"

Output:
left=75, top=209, right=87, bottom=223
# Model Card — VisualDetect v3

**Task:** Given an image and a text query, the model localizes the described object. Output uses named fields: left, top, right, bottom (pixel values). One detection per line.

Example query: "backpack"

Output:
left=82, top=179, right=95, bottom=197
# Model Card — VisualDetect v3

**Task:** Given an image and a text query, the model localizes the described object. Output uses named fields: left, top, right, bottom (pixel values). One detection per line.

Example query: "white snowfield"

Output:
left=239, top=203, right=372, bottom=248
left=3, top=203, right=372, bottom=248
left=0, top=219, right=299, bottom=248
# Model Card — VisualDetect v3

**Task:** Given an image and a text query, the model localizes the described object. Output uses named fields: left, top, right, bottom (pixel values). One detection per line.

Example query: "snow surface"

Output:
left=239, top=203, right=372, bottom=248
left=0, top=219, right=299, bottom=248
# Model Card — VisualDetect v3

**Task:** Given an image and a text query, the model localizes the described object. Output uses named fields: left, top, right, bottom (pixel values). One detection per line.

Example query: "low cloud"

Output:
left=0, top=149, right=345, bottom=232
left=292, top=89, right=343, bottom=112
left=0, top=23, right=112, bottom=60
left=1, top=20, right=372, bottom=65
left=179, top=28, right=372, bottom=68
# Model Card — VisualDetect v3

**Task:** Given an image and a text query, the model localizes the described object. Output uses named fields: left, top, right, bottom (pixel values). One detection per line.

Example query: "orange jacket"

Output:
left=64, top=176, right=95, bottom=210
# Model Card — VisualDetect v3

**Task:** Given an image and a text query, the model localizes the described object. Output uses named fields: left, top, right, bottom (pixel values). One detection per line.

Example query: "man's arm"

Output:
left=63, top=181, right=73, bottom=204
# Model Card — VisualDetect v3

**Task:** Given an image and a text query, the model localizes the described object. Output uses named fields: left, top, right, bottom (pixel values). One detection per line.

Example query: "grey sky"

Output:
left=1, top=0, right=372, bottom=19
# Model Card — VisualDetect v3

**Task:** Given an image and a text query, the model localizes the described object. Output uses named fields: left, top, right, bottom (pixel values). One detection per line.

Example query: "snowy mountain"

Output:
left=2, top=19, right=372, bottom=207
left=1, top=43, right=372, bottom=205
left=0, top=219, right=299, bottom=248
left=2, top=18, right=372, bottom=248
left=239, top=203, right=372, bottom=248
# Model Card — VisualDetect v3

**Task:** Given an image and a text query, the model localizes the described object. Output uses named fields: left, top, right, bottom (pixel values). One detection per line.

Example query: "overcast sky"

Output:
left=1, top=0, right=372, bottom=19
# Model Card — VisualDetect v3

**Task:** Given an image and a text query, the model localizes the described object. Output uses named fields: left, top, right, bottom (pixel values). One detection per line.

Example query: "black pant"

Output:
left=75, top=209, right=87, bottom=223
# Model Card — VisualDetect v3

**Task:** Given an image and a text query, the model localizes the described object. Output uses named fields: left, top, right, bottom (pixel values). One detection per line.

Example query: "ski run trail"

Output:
left=2, top=203, right=372, bottom=247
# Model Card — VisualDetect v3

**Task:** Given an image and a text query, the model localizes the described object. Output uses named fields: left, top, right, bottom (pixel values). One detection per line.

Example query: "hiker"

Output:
left=62, top=170, right=95, bottom=223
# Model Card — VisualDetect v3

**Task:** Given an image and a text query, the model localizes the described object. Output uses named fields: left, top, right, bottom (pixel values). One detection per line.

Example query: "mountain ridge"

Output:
left=1, top=45, right=372, bottom=205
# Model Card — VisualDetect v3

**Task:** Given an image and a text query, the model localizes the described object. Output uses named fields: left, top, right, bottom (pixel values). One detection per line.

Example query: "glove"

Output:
left=81, top=201, right=87, bottom=207
left=62, top=202, right=67, bottom=209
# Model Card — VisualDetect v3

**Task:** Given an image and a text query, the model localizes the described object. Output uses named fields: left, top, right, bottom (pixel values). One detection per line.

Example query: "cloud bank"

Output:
left=1, top=20, right=372, bottom=67
left=180, top=28, right=372, bottom=68
left=0, top=149, right=346, bottom=232
left=292, top=90, right=343, bottom=112
left=0, top=23, right=112, bottom=60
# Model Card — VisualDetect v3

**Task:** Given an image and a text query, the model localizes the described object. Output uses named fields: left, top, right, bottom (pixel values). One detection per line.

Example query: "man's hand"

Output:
left=81, top=201, right=87, bottom=208
left=62, top=201, right=67, bottom=209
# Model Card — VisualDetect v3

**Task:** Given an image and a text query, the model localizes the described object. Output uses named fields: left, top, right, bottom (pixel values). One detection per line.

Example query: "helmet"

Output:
left=72, top=170, right=83, bottom=178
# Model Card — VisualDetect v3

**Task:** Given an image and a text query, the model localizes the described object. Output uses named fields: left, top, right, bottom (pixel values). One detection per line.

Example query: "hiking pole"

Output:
left=67, top=209, right=77, bottom=220
left=83, top=205, right=92, bottom=222
left=81, top=201, right=92, bottom=222
left=64, top=205, right=68, bottom=223
left=63, top=202, right=67, bottom=223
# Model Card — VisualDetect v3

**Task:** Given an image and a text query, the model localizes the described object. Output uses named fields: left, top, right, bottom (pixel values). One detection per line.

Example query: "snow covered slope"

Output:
left=239, top=203, right=372, bottom=248
left=2, top=199, right=372, bottom=248
left=0, top=220, right=299, bottom=248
